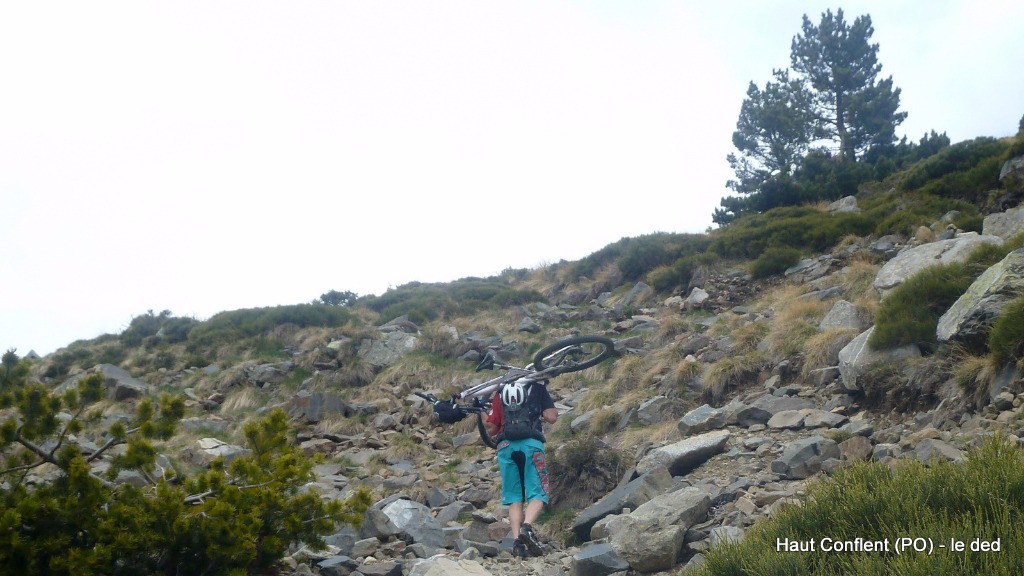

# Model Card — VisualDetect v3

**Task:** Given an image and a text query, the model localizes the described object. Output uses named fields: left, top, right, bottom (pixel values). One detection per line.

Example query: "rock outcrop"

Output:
left=937, top=248, right=1024, bottom=345
left=872, top=232, right=1003, bottom=297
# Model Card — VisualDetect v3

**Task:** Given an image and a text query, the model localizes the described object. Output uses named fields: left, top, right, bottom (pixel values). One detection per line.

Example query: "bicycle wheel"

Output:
left=476, top=412, right=498, bottom=449
left=532, top=335, right=616, bottom=374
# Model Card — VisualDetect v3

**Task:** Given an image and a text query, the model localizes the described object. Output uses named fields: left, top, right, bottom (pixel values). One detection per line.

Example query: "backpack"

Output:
left=501, top=384, right=543, bottom=442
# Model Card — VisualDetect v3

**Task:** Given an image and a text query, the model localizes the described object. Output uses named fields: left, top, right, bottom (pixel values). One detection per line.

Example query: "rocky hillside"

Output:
left=12, top=149, right=1024, bottom=576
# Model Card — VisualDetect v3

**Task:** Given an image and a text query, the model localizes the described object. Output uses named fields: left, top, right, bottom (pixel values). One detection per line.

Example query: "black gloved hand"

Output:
left=433, top=400, right=467, bottom=424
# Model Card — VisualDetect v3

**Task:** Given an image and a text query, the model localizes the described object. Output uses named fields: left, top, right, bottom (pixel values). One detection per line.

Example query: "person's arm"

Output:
left=485, top=391, right=503, bottom=437
left=541, top=407, right=558, bottom=424
left=538, top=385, right=558, bottom=424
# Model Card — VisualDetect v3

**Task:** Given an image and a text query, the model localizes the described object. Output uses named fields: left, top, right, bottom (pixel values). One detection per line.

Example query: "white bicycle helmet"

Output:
left=501, top=378, right=530, bottom=407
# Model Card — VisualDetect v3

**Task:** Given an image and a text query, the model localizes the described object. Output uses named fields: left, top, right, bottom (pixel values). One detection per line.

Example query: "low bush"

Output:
left=573, top=233, right=711, bottom=283
left=870, top=235, right=1024, bottom=351
left=751, top=247, right=801, bottom=279
left=694, top=437, right=1024, bottom=576
left=186, top=304, right=352, bottom=353
left=648, top=252, right=721, bottom=292
left=988, top=295, right=1024, bottom=367
left=547, top=436, right=623, bottom=513
left=899, top=137, right=1009, bottom=192
left=360, top=278, right=545, bottom=325
left=869, top=262, right=975, bottom=350
left=870, top=193, right=982, bottom=237
left=709, top=206, right=874, bottom=261
left=703, top=352, right=769, bottom=405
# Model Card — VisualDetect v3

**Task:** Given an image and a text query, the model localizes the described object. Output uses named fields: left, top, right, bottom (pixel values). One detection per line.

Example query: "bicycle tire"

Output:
left=476, top=412, right=498, bottom=449
left=532, top=335, right=616, bottom=374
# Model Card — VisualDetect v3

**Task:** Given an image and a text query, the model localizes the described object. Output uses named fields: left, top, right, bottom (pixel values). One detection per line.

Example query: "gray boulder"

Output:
left=57, top=364, right=151, bottom=400
left=771, top=435, right=840, bottom=479
left=937, top=248, right=1024, bottom=345
left=358, top=331, right=418, bottom=368
left=684, top=287, right=710, bottom=310
left=678, top=404, right=727, bottom=436
left=734, top=395, right=814, bottom=427
left=571, top=543, right=631, bottom=576
left=828, top=196, right=860, bottom=214
left=381, top=499, right=445, bottom=550
left=288, top=391, right=349, bottom=423
left=837, top=327, right=921, bottom=392
left=913, top=438, right=966, bottom=463
left=623, top=282, right=654, bottom=308
left=818, top=300, right=866, bottom=332
left=186, top=437, right=252, bottom=467
left=983, top=205, right=1024, bottom=241
left=635, top=430, right=730, bottom=476
left=872, top=233, right=1003, bottom=298
left=572, top=467, right=674, bottom=541
left=408, top=556, right=493, bottom=576
left=599, top=487, right=710, bottom=572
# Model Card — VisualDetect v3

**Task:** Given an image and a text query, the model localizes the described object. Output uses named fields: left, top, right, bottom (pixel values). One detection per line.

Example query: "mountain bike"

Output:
left=414, top=334, right=616, bottom=448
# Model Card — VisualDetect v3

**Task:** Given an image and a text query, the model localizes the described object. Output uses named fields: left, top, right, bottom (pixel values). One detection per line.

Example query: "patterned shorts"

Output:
left=497, top=438, right=550, bottom=505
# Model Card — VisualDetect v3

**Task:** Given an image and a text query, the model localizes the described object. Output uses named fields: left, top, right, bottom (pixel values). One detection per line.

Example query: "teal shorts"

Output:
left=497, top=438, right=550, bottom=505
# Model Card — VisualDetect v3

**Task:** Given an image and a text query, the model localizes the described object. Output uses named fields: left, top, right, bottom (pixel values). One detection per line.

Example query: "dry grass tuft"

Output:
left=703, top=352, right=769, bottom=404
left=951, top=349, right=1002, bottom=407
left=765, top=298, right=830, bottom=357
left=618, top=420, right=679, bottom=453
left=384, top=432, right=427, bottom=461
left=313, top=415, right=368, bottom=437
left=802, top=328, right=861, bottom=374
left=654, top=315, right=695, bottom=343
left=731, top=321, right=770, bottom=354
left=220, top=386, right=268, bottom=415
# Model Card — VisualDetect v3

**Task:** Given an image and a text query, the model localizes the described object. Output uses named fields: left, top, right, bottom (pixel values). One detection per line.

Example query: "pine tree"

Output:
left=726, top=69, right=814, bottom=196
left=790, top=8, right=907, bottom=161
left=0, top=351, right=369, bottom=575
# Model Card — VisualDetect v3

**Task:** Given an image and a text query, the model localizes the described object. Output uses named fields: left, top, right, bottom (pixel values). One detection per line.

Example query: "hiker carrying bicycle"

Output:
left=416, top=335, right=616, bottom=557
left=484, top=377, right=558, bottom=558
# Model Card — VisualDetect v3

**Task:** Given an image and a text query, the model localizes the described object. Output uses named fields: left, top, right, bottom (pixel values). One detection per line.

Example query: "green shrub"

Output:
left=186, top=304, right=352, bottom=353
left=870, top=193, right=982, bottom=237
left=870, top=236, right=1024, bottom=352
left=695, top=437, right=1024, bottom=576
left=42, top=346, right=94, bottom=379
left=899, top=137, right=1008, bottom=192
left=548, top=436, right=623, bottom=513
left=0, top=354, right=371, bottom=576
left=361, top=278, right=545, bottom=325
left=989, top=295, right=1024, bottom=366
left=710, top=206, right=873, bottom=261
left=648, top=252, right=720, bottom=291
left=869, top=262, right=975, bottom=350
left=751, top=247, right=801, bottom=279
left=572, top=233, right=711, bottom=281
left=916, top=155, right=1005, bottom=204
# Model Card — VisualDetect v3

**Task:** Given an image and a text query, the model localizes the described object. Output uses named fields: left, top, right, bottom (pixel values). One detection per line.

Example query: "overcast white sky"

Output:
left=2, top=1, right=1022, bottom=356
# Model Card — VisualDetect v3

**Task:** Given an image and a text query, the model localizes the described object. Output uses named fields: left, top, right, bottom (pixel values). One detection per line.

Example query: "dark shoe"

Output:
left=519, top=523, right=543, bottom=557
left=511, top=540, right=528, bottom=559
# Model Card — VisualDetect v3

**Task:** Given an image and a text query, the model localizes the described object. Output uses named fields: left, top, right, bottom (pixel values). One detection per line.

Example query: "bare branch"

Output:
left=87, top=426, right=141, bottom=463
left=15, top=431, right=59, bottom=466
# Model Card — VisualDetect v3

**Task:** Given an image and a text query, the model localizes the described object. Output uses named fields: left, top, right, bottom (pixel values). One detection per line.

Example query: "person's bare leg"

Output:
left=524, top=499, right=545, bottom=525
left=508, top=501, right=525, bottom=538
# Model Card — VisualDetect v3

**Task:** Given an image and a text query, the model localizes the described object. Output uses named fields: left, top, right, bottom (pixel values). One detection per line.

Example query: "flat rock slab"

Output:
left=635, top=430, right=730, bottom=476
left=873, top=233, right=1003, bottom=298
